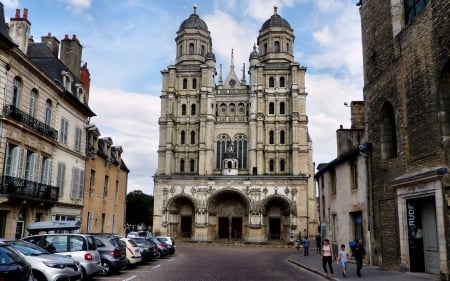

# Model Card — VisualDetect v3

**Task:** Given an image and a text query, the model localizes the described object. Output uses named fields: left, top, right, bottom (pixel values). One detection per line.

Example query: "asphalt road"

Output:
left=93, top=244, right=326, bottom=281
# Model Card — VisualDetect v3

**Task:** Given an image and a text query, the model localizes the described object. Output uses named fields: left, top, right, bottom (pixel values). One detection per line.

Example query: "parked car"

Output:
left=91, top=234, right=127, bottom=276
left=127, top=231, right=152, bottom=239
left=146, top=237, right=168, bottom=258
left=144, top=239, right=161, bottom=259
left=0, top=243, right=34, bottom=281
left=119, top=238, right=142, bottom=267
left=22, top=234, right=100, bottom=280
left=0, top=239, right=82, bottom=281
left=131, top=237, right=154, bottom=262
left=156, top=236, right=176, bottom=254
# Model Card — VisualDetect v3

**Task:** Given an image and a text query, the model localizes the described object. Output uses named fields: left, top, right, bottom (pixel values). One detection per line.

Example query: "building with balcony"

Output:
left=0, top=4, right=95, bottom=238
left=153, top=6, right=317, bottom=244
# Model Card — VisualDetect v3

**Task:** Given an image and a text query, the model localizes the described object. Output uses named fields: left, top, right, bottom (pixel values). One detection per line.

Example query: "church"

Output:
left=153, top=5, right=317, bottom=244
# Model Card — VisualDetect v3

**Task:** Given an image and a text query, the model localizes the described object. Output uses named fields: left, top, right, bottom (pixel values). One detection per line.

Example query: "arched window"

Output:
left=280, top=77, right=285, bottom=88
left=280, top=102, right=285, bottom=114
left=12, top=77, right=21, bottom=107
left=44, top=100, right=52, bottom=126
left=190, top=131, right=195, bottom=144
left=201, top=45, right=205, bottom=56
left=269, top=159, right=275, bottom=172
left=30, top=89, right=37, bottom=117
left=180, top=159, right=185, bottom=173
left=189, top=43, right=194, bottom=54
left=220, top=103, right=227, bottom=116
left=269, top=77, right=275, bottom=88
left=182, top=79, right=188, bottom=89
left=280, top=130, right=285, bottom=144
left=269, top=130, right=274, bottom=144
left=229, top=103, right=236, bottom=116
left=286, top=43, right=290, bottom=53
left=269, top=102, right=275, bottom=114
left=179, top=44, right=182, bottom=56
left=181, top=104, right=187, bottom=116
left=191, top=104, right=196, bottom=116
left=180, top=131, right=186, bottom=144
left=216, top=134, right=231, bottom=169
left=380, top=102, right=397, bottom=159
left=264, top=43, right=268, bottom=54
left=190, top=159, right=195, bottom=172
left=192, top=78, right=197, bottom=89
left=233, top=134, right=248, bottom=169
left=280, top=159, right=285, bottom=172
left=274, top=41, right=280, bottom=52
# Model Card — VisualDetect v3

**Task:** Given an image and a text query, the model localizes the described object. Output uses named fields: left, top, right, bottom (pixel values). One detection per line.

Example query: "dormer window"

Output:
left=75, top=83, right=85, bottom=102
left=61, top=71, right=73, bottom=92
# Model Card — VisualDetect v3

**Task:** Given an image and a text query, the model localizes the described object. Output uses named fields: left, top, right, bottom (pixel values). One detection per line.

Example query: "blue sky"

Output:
left=3, top=0, right=364, bottom=195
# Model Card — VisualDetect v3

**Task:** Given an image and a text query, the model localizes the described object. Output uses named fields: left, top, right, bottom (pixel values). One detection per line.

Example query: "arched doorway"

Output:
left=207, top=189, right=249, bottom=241
left=166, top=196, right=195, bottom=238
left=15, top=207, right=27, bottom=239
left=261, top=196, right=292, bottom=241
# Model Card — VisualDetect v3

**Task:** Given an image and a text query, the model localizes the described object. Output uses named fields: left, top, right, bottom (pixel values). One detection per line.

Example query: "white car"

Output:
left=120, top=238, right=142, bottom=267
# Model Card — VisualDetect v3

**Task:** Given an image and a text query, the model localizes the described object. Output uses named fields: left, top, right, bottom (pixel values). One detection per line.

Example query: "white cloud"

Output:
left=88, top=86, right=160, bottom=194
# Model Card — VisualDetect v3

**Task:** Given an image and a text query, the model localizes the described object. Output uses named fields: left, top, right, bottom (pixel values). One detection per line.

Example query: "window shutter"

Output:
left=11, top=146, right=21, bottom=177
left=71, top=167, right=79, bottom=199
left=78, top=170, right=85, bottom=199
left=29, top=153, right=37, bottom=181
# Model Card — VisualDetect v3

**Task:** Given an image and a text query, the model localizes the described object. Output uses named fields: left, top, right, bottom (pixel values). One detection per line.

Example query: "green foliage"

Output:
left=126, top=190, right=153, bottom=227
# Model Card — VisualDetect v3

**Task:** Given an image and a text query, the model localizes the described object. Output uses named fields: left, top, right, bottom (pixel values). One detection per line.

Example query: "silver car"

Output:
left=23, top=234, right=100, bottom=280
left=0, top=239, right=82, bottom=281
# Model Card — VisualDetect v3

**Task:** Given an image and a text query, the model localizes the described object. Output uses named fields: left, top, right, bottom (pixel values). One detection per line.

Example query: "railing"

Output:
left=3, top=105, right=58, bottom=141
left=0, top=175, right=59, bottom=202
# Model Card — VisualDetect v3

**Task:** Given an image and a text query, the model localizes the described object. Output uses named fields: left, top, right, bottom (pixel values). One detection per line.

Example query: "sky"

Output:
left=2, top=0, right=364, bottom=196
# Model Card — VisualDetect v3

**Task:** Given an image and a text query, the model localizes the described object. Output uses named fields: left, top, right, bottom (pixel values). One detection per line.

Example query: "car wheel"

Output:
left=154, top=250, right=161, bottom=259
left=98, top=260, right=111, bottom=276
left=32, top=270, right=46, bottom=281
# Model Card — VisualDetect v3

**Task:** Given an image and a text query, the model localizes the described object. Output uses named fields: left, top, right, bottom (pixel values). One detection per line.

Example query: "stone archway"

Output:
left=207, top=189, right=250, bottom=242
left=165, top=195, right=196, bottom=238
left=260, top=195, right=293, bottom=242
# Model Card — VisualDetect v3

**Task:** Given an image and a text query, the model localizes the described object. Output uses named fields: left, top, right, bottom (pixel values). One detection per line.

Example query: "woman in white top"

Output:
left=321, top=238, right=335, bottom=276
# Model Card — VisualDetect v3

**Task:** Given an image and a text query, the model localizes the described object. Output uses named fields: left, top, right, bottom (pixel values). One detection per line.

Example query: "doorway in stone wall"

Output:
left=181, top=216, right=192, bottom=238
left=269, top=218, right=281, bottom=239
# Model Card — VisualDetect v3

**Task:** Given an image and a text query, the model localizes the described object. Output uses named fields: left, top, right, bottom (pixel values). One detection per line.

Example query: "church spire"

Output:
left=230, top=49, right=235, bottom=71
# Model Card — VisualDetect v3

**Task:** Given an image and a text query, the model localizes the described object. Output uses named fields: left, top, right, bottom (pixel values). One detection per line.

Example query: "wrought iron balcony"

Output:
left=0, top=175, right=59, bottom=202
left=3, top=105, right=58, bottom=141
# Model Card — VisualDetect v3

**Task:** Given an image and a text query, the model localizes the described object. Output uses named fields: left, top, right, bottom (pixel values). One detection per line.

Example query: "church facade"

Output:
left=153, top=6, right=317, bottom=243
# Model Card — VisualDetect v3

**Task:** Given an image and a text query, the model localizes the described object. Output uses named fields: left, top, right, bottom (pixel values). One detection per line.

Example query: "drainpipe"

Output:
left=359, top=142, right=372, bottom=266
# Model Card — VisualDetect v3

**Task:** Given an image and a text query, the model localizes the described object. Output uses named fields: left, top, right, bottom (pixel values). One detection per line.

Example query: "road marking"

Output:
left=121, top=275, right=137, bottom=281
left=152, top=264, right=162, bottom=269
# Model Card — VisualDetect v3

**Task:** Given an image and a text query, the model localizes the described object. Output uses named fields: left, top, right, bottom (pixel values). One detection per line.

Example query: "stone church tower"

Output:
left=153, top=6, right=317, bottom=243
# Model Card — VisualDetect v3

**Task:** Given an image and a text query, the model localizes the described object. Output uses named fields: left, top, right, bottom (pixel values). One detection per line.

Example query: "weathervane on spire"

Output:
left=273, top=4, right=278, bottom=15
left=193, top=4, right=198, bottom=14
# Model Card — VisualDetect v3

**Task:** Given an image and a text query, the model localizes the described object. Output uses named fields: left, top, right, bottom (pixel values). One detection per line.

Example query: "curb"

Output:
left=287, top=256, right=339, bottom=281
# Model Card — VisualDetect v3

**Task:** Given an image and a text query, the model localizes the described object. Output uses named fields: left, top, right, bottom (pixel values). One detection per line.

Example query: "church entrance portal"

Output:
left=181, top=216, right=192, bottom=238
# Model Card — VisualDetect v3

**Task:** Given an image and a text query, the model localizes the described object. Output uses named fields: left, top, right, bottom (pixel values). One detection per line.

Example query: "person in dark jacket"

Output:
left=353, top=239, right=366, bottom=277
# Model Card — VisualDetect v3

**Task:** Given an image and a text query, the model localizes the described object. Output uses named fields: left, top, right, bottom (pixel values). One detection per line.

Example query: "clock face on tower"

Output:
left=229, top=79, right=236, bottom=86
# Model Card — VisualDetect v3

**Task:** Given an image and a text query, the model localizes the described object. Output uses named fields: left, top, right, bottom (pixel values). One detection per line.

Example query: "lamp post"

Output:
left=359, top=142, right=372, bottom=266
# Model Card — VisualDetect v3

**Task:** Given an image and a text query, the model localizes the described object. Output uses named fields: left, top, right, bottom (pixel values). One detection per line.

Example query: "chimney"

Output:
left=41, top=32, right=60, bottom=57
left=0, top=2, right=15, bottom=47
left=9, top=8, right=31, bottom=54
left=80, top=62, right=91, bottom=103
left=350, top=101, right=365, bottom=130
left=60, top=34, right=82, bottom=79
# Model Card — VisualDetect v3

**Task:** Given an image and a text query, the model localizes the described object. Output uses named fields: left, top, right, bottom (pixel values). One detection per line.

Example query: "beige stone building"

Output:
left=0, top=5, right=95, bottom=238
left=153, top=6, right=317, bottom=243
left=315, top=101, right=370, bottom=259
left=81, top=131, right=129, bottom=235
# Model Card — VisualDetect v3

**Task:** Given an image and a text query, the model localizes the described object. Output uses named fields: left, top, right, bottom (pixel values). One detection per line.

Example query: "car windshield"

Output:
left=10, top=241, right=48, bottom=256
left=0, top=246, right=26, bottom=264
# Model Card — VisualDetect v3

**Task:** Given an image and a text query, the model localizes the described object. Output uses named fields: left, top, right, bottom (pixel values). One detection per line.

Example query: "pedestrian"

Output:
left=303, top=236, right=310, bottom=256
left=337, top=244, right=349, bottom=277
left=315, top=233, right=322, bottom=253
left=295, top=239, right=302, bottom=253
left=321, top=238, right=335, bottom=277
left=353, top=239, right=366, bottom=277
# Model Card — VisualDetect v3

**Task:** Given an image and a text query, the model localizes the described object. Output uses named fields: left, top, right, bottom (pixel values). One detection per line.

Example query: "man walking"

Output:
left=353, top=239, right=366, bottom=277
left=303, top=236, right=310, bottom=256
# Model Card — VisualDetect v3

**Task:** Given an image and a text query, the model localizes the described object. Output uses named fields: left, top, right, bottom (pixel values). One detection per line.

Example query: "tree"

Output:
left=126, top=190, right=153, bottom=228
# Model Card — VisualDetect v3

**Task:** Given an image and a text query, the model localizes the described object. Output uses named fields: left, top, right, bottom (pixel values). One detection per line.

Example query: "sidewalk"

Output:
left=287, top=249, right=440, bottom=281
